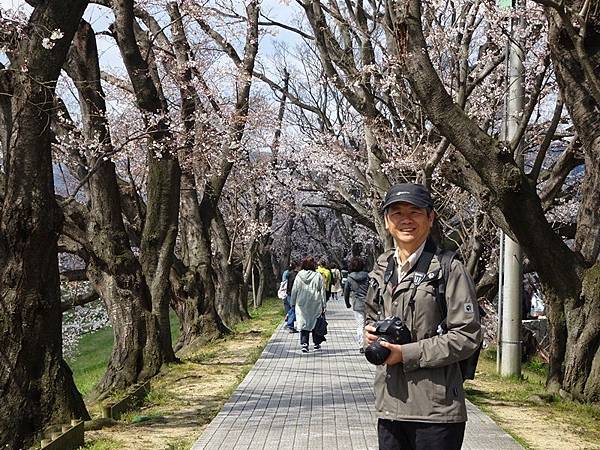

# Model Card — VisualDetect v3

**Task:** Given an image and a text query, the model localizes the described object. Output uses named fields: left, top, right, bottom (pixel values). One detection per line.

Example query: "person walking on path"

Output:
left=343, top=257, right=369, bottom=353
left=316, top=258, right=332, bottom=302
left=364, top=183, right=482, bottom=450
left=280, top=264, right=292, bottom=317
left=285, top=260, right=299, bottom=333
left=291, top=256, right=327, bottom=353
left=330, top=265, right=342, bottom=301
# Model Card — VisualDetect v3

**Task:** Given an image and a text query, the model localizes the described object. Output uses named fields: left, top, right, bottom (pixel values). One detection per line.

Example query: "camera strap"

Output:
left=404, top=238, right=437, bottom=332
left=376, top=253, right=397, bottom=319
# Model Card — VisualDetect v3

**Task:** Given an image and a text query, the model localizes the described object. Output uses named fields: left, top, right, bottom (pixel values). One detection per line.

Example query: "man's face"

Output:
left=384, top=202, right=434, bottom=251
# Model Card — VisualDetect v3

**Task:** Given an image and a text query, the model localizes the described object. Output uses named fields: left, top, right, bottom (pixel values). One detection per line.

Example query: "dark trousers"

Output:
left=378, top=419, right=465, bottom=450
left=300, top=330, right=325, bottom=346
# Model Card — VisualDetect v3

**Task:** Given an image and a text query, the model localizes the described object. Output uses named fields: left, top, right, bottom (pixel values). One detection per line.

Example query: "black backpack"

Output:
left=435, top=249, right=483, bottom=381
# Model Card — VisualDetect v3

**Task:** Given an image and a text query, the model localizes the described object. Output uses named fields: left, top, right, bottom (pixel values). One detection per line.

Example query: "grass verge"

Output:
left=466, top=347, right=600, bottom=449
left=76, top=297, right=283, bottom=449
left=67, top=312, right=181, bottom=396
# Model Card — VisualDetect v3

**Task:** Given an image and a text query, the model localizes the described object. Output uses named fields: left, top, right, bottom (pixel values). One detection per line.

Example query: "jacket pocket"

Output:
left=374, top=366, right=387, bottom=412
left=430, top=366, right=448, bottom=405
left=413, top=284, right=441, bottom=340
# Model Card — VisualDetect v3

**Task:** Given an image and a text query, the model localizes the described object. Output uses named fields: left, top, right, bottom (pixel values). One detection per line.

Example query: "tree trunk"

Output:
left=88, top=259, right=162, bottom=395
left=0, top=2, right=90, bottom=447
left=364, top=124, right=393, bottom=248
left=111, top=0, right=180, bottom=363
left=169, top=257, right=222, bottom=353
left=212, top=207, right=249, bottom=326
left=543, top=288, right=568, bottom=393
left=140, top=158, right=181, bottom=363
left=215, top=260, right=247, bottom=326
left=256, top=258, right=266, bottom=307
left=64, top=19, right=165, bottom=397
left=172, top=179, right=226, bottom=351
left=388, top=0, right=600, bottom=400
left=544, top=3, right=600, bottom=400
left=0, top=65, right=12, bottom=162
left=277, top=215, right=295, bottom=277
left=165, top=2, right=225, bottom=351
left=546, top=5, right=600, bottom=265
left=562, top=264, right=600, bottom=401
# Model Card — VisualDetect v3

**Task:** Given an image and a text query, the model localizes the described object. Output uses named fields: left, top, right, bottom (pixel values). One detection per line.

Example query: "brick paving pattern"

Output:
left=193, top=297, right=523, bottom=450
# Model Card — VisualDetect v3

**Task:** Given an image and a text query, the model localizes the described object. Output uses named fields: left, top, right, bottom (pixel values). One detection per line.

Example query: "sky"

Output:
left=0, top=0, right=304, bottom=69
left=1, top=0, right=307, bottom=122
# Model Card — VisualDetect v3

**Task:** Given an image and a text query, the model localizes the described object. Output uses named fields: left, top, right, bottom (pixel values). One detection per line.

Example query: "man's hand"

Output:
left=364, top=325, right=378, bottom=345
left=380, top=341, right=403, bottom=366
left=364, top=325, right=403, bottom=366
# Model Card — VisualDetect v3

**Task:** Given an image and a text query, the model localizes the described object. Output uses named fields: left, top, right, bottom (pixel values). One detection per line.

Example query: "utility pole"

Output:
left=497, top=232, right=504, bottom=373
left=499, top=0, right=524, bottom=377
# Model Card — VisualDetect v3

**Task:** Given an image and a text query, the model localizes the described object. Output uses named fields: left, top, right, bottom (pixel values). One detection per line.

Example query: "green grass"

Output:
left=67, top=325, right=114, bottom=396
left=234, top=297, right=283, bottom=337
left=466, top=348, right=548, bottom=402
left=466, top=347, right=600, bottom=447
left=165, top=437, right=195, bottom=450
left=79, top=437, right=121, bottom=450
left=67, top=311, right=181, bottom=396
left=68, top=298, right=282, bottom=398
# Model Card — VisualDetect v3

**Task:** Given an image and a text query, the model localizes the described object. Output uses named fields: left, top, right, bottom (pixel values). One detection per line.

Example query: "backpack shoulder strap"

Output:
left=435, top=248, right=457, bottom=322
left=383, top=253, right=396, bottom=288
left=412, top=238, right=437, bottom=286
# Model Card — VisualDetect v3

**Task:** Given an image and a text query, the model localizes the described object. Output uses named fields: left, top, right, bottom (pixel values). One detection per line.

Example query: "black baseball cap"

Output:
left=382, top=183, right=433, bottom=211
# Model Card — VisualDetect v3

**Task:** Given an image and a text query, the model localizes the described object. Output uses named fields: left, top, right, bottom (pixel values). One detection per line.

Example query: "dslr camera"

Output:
left=364, top=317, right=412, bottom=365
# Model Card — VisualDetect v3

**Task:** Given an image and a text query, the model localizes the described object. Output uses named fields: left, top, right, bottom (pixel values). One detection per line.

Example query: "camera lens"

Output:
left=364, top=340, right=390, bottom=365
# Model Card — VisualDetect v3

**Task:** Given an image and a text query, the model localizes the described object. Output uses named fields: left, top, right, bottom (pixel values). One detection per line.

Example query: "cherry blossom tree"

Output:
left=386, top=0, right=599, bottom=400
left=55, top=17, right=167, bottom=397
left=0, top=2, right=90, bottom=447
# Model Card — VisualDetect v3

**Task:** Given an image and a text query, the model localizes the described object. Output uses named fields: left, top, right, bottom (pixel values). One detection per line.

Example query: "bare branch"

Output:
left=100, top=70, right=134, bottom=94
left=193, top=16, right=242, bottom=66
left=540, top=138, right=584, bottom=207
left=258, top=14, right=314, bottom=40
left=60, top=269, right=88, bottom=282
left=530, top=97, right=563, bottom=182
left=61, top=290, right=100, bottom=312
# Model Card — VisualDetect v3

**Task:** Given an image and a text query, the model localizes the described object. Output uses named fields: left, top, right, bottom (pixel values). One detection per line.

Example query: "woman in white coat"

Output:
left=290, top=256, right=327, bottom=353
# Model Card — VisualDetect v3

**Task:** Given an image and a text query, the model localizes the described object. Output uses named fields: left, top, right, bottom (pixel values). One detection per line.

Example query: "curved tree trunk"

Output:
left=172, top=180, right=226, bottom=351
left=0, top=2, right=90, bottom=447
left=562, top=264, right=600, bottom=401
left=386, top=0, right=600, bottom=400
left=63, top=19, right=166, bottom=397
left=88, top=260, right=162, bottom=395
left=111, top=0, right=180, bottom=363
left=544, top=2, right=600, bottom=400
left=166, top=2, right=225, bottom=351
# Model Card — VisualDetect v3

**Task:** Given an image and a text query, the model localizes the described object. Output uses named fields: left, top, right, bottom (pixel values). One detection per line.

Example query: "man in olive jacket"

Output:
left=364, top=183, right=482, bottom=450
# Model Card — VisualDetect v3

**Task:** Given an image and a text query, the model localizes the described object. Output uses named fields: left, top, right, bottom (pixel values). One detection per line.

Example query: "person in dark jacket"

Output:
left=285, top=260, right=299, bottom=333
left=344, top=257, right=370, bottom=353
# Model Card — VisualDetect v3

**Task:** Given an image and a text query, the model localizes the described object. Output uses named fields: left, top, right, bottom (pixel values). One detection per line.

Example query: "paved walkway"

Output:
left=192, top=298, right=522, bottom=450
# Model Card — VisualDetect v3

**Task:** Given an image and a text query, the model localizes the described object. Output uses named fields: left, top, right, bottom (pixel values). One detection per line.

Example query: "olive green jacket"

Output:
left=365, top=248, right=482, bottom=423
